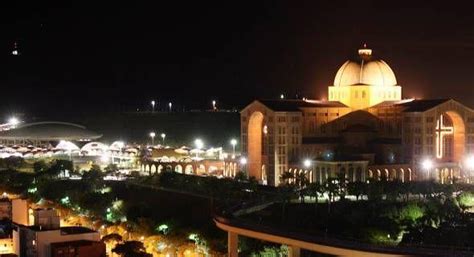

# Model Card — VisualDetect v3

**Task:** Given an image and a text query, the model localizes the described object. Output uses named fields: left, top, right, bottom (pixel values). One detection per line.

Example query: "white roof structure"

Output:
left=333, top=48, right=397, bottom=87
left=0, top=121, right=102, bottom=141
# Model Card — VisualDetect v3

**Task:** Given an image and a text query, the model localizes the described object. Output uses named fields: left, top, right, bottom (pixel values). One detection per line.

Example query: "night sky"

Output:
left=1, top=2, right=474, bottom=119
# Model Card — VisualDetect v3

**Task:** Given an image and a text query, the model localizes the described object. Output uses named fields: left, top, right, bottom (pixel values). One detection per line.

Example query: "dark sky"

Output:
left=1, top=2, right=474, bottom=119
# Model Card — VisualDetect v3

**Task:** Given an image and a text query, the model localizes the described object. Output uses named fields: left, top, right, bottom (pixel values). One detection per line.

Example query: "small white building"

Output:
left=13, top=208, right=100, bottom=257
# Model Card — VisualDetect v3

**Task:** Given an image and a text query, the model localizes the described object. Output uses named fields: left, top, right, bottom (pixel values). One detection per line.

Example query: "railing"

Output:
left=214, top=201, right=474, bottom=257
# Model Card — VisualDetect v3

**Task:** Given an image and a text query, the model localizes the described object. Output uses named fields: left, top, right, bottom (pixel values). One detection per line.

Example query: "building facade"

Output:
left=241, top=47, right=474, bottom=186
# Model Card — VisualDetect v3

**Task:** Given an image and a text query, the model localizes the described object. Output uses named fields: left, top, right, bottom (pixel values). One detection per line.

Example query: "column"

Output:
left=288, top=246, right=301, bottom=257
left=228, top=232, right=238, bottom=257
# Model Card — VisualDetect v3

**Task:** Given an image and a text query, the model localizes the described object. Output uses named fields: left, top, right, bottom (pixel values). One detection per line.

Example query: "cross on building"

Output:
left=435, top=114, right=454, bottom=158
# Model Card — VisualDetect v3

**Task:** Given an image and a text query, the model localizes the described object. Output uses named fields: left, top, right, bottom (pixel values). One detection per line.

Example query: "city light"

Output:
left=149, top=132, right=156, bottom=145
left=151, top=100, right=155, bottom=112
left=303, top=159, right=311, bottom=168
left=8, top=117, right=19, bottom=126
left=240, top=157, right=247, bottom=165
left=466, top=155, right=474, bottom=170
left=280, top=94, right=285, bottom=99
left=212, top=100, right=216, bottom=110
left=230, top=139, right=237, bottom=155
left=168, top=102, right=172, bottom=112
left=161, top=133, right=166, bottom=145
left=421, top=159, right=433, bottom=170
left=195, top=139, right=203, bottom=149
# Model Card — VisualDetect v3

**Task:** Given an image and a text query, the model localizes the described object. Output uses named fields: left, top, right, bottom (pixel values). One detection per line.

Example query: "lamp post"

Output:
left=212, top=100, right=216, bottom=111
left=421, top=159, right=433, bottom=180
left=8, top=117, right=19, bottom=128
left=149, top=132, right=156, bottom=146
left=465, top=155, right=474, bottom=183
left=161, top=133, right=166, bottom=146
left=230, top=139, right=237, bottom=156
left=168, top=102, right=172, bottom=112
left=240, top=157, right=247, bottom=172
left=194, top=139, right=203, bottom=158
left=304, top=159, right=311, bottom=169
left=151, top=100, right=155, bottom=112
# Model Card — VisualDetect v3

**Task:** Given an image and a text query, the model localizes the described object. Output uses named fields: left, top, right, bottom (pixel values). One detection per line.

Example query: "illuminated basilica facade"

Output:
left=241, top=47, right=474, bottom=186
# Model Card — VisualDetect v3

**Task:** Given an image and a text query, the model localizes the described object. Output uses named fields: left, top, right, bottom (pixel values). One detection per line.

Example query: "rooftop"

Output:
left=0, top=121, right=102, bottom=141
left=25, top=225, right=97, bottom=234
left=258, top=99, right=347, bottom=112
left=51, top=240, right=103, bottom=248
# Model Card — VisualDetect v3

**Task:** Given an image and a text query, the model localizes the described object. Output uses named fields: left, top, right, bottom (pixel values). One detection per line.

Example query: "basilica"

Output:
left=241, top=47, right=474, bottom=186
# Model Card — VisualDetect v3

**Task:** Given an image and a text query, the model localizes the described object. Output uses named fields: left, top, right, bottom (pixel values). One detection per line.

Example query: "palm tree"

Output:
left=295, top=172, right=310, bottom=203
left=280, top=171, right=295, bottom=185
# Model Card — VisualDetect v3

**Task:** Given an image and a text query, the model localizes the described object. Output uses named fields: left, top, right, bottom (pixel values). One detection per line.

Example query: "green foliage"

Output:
left=457, top=191, right=474, bottom=211
left=398, top=203, right=425, bottom=224
left=33, top=160, right=50, bottom=173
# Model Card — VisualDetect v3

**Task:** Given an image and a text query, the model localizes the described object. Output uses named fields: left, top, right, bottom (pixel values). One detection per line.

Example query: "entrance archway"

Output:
left=248, top=112, right=264, bottom=180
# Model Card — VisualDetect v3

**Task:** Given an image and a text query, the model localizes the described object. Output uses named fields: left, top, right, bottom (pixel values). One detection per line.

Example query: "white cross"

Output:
left=435, top=114, right=453, bottom=158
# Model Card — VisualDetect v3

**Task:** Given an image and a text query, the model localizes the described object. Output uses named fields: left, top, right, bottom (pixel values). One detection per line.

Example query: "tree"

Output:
left=457, top=192, right=474, bottom=212
left=233, top=171, right=247, bottom=181
left=112, top=241, right=151, bottom=257
left=280, top=171, right=294, bottom=185
left=294, top=172, right=310, bottom=203
left=46, top=159, right=73, bottom=178
left=33, top=160, right=49, bottom=173
left=82, top=165, right=104, bottom=190
left=105, top=164, right=119, bottom=174
left=347, top=181, right=366, bottom=201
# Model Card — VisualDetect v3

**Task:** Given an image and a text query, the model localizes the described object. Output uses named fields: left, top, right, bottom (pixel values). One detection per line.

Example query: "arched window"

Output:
left=361, top=91, right=366, bottom=98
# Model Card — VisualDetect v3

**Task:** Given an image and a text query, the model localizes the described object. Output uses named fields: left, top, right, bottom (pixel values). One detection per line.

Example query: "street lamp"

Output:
left=161, top=133, right=166, bottom=145
left=240, top=157, right=247, bottom=165
left=168, top=102, right=172, bottom=112
left=149, top=132, right=156, bottom=145
left=212, top=100, right=216, bottom=110
left=230, top=139, right=237, bottom=156
left=465, top=155, right=474, bottom=183
left=303, top=159, right=311, bottom=168
left=280, top=94, right=285, bottom=99
left=421, top=159, right=433, bottom=180
left=8, top=117, right=19, bottom=127
left=194, top=138, right=204, bottom=158
left=151, top=100, right=155, bottom=112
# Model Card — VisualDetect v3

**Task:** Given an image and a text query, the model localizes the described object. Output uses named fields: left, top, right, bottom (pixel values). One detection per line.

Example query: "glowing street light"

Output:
left=149, top=132, right=156, bottom=145
left=240, top=157, right=247, bottom=165
left=212, top=100, right=217, bottom=110
left=194, top=138, right=204, bottom=158
left=230, top=139, right=237, bottom=156
left=303, top=159, right=311, bottom=168
left=280, top=94, right=285, bottom=99
left=161, top=133, right=166, bottom=145
left=421, top=159, right=433, bottom=180
left=168, top=102, right=172, bottom=112
left=151, top=100, right=156, bottom=112
left=8, top=117, right=19, bottom=127
left=465, top=155, right=474, bottom=182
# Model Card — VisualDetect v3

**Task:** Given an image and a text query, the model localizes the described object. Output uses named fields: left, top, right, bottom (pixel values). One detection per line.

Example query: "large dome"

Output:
left=333, top=48, right=397, bottom=87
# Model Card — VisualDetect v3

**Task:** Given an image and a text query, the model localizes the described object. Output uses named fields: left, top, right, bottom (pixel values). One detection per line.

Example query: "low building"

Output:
left=13, top=209, right=101, bottom=257
left=50, top=240, right=105, bottom=257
